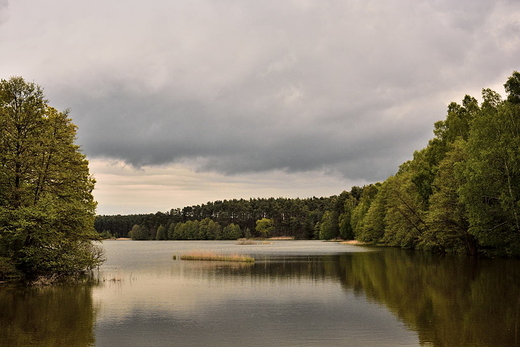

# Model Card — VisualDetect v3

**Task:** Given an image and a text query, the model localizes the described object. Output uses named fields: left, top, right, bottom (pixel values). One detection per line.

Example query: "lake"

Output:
left=1, top=240, right=519, bottom=346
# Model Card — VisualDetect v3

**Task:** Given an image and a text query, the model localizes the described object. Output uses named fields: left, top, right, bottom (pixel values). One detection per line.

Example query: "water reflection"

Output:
left=336, top=250, right=520, bottom=347
left=0, top=284, right=97, bottom=347
left=93, top=242, right=418, bottom=346
left=162, top=250, right=520, bottom=347
left=2, top=241, right=519, bottom=346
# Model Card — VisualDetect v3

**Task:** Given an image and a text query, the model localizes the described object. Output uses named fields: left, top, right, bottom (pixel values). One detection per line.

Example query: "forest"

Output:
left=96, top=72, right=520, bottom=257
left=94, top=194, right=358, bottom=241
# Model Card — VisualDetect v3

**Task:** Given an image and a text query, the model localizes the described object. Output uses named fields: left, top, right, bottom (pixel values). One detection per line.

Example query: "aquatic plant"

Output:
left=178, top=251, right=254, bottom=262
left=236, top=240, right=258, bottom=245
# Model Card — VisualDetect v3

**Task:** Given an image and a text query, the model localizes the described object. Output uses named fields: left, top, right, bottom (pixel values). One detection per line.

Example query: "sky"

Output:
left=1, top=0, right=519, bottom=215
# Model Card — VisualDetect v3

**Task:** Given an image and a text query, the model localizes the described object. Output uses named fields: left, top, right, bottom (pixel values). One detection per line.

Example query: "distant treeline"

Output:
left=95, top=191, right=362, bottom=240
left=96, top=72, right=520, bottom=257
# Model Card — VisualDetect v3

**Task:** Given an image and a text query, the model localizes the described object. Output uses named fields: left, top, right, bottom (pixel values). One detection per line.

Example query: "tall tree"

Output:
left=504, top=70, right=520, bottom=104
left=421, top=141, right=474, bottom=254
left=0, top=77, right=102, bottom=277
left=384, top=159, right=429, bottom=248
left=338, top=195, right=357, bottom=240
left=255, top=218, right=274, bottom=238
left=319, top=211, right=338, bottom=240
left=156, top=225, right=167, bottom=240
left=222, top=223, right=242, bottom=239
left=459, top=85, right=520, bottom=255
left=351, top=184, right=380, bottom=239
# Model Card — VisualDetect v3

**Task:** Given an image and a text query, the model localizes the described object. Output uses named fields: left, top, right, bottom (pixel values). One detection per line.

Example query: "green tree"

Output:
left=129, top=224, right=149, bottom=240
left=459, top=85, right=520, bottom=255
left=383, top=161, right=429, bottom=248
left=197, top=218, right=209, bottom=240
left=255, top=218, right=274, bottom=238
left=223, top=223, right=242, bottom=239
left=167, top=223, right=176, bottom=240
left=421, top=141, right=474, bottom=254
left=172, top=223, right=184, bottom=240
left=360, top=181, right=389, bottom=243
left=504, top=70, right=520, bottom=104
left=0, top=77, right=102, bottom=278
left=185, top=220, right=200, bottom=240
left=156, top=225, right=167, bottom=240
left=338, top=195, right=357, bottom=240
left=351, top=184, right=380, bottom=239
left=319, top=211, right=338, bottom=240
left=210, top=220, right=223, bottom=240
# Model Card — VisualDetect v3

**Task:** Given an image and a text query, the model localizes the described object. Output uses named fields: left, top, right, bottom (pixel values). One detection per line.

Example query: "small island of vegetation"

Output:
left=178, top=251, right=255, bottom=263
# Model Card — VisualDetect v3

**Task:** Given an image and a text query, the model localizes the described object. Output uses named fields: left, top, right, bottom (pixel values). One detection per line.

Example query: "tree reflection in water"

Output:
left=157, top=249, right=520, bottom=347
left=334, top=250, right=520, bottom=347
left=0, top=283, right=97, bottom=347
left=1, top=243, right=519, bottom=347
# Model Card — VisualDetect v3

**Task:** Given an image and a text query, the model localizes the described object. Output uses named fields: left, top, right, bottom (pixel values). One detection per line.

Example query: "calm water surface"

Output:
left=1, top=240, right=520, bottom=346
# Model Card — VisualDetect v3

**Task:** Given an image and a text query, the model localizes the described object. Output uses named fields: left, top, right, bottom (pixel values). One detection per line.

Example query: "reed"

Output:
left=103, top=275, right=124, bottom=282
left=178, top=251, right=255, bottom=263
left=236, top=240, right=258, bottom=245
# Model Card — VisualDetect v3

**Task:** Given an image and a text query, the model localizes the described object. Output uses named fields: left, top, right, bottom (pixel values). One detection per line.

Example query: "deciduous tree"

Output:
left=255, top=218, right=274, bottom=238
left=0, top=77, right=102, bottom=278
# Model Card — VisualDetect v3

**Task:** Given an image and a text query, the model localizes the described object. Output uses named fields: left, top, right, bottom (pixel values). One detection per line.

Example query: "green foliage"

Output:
left=349, top=72, right=520, bottom=256
left=0, top=77, right=102, bottom=278
left=156, top=225, right=167, bottom=240
left=384, top=164, right=429, bottom=248
left=129, top=224, right=150, bottom=240
left=167, top=223, right=176, bottom=240
left=338, top=195, right=357, bottom=240
left=504, top=70, right=520, bottom=104
left=95, top=196, right=342, bottom=240
left=197, top=218, right=222, bottom=240
left=458, top=88, right=520, bottom=256
left=351, top=184, right=380, bottom=239
left=421, top=141, right=474, bottom=254
left=223, top=223, right=242, bottom=239
left=99, top=230, right=114, bottom=239
left=136, top=218, right=231, bottom=240
left=173, top=220, right=200, bottom=240
left=256, top=218, right=274, bottom=238
left=359, top=181, right=389, bottom=244
left=319, top=211, right=338, bottom=240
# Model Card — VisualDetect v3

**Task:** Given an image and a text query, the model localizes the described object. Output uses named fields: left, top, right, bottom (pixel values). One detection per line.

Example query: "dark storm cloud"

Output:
left=3, top=0, right=520, bottom=182
left=60, top=81, right=435, bottom=182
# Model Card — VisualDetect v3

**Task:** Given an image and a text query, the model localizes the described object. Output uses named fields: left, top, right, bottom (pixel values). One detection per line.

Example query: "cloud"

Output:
left=0, top=0, right=8, bottom=25
left=89, top=159, right=366, bottom=214
left=2, top=0, right=520, bottom=186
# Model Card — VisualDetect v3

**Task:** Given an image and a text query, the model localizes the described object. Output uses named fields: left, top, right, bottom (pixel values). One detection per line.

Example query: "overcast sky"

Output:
left=1, top=0, right=519, bottom=215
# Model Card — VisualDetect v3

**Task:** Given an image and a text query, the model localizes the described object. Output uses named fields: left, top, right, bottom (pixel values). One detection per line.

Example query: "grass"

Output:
left=236, top=240, right=259, bottom=245
left=236, top=239, right=274, bottom=245
left=178, top=251, right=255, bottom=263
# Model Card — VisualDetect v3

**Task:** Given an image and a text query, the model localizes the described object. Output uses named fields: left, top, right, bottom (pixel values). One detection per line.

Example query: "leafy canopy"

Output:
left=0, top=77, right=103, bottom=278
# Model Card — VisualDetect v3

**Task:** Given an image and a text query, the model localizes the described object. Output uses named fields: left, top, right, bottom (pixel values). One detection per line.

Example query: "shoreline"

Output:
left=340, top=240, right=366, bottom=245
